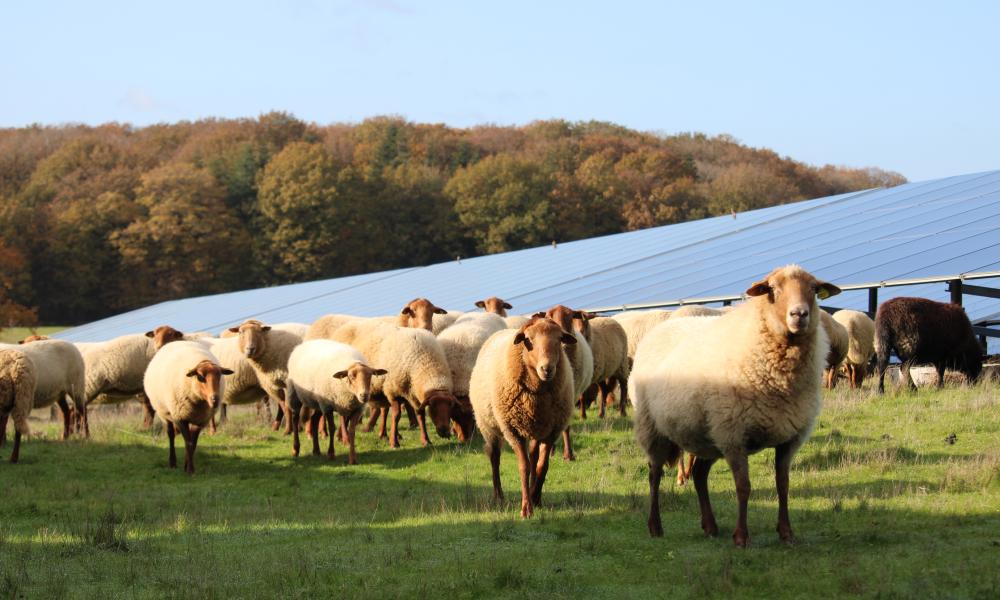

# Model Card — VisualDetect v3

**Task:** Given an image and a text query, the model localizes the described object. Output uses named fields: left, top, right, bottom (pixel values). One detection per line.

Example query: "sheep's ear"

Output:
left=220, top=368, right=234, bottom=376
left=475, top=300, right=486, bottom=309
left=745, top=279, right=771, bottom=297
left=261, top=325, right=271, bottom=332
left=513, top=332, right=526, bottom=346
left=560, top=332, right=577, bottom=345
left=585, top=312, right=598, bottom=320
left=227, top=326, right=240, bottom=333
left=503, top=302, right=513, bottom=309
left=434, top=307, right=447, bottom=315
left=401, top=307, right=414, bottom=317
left=145, top=331, right=155, bottom=338
left=372, top=368, right=388, bottom=377
left=332, top=370, right=349, bottom=379
left=17, top=340, right=25, bottom=344
left=531, top=311, right=546, bottom=318
left=816, top=282, right=841, bottom=300
left=185, top=368, right=199, bottom=378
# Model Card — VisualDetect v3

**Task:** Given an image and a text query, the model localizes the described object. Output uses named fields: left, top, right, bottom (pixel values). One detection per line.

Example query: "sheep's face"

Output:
left=400, top=298, right=447, bottom=331
left=146, top=325, right=185, bottom=351
left=332, top=362, right=387, bottom=405
left=475, top=297, right=512, bottom=317
left=746, top=265, right=840, bottom=338
left=229, top=320, right=271, bottom=360
left=185, top=360, right=234, bottom=408
left=450, top=395, right=476, bottom=442
left=425, top=390, right=456, bottom=438
left=514, top=317, right=577, bottom=382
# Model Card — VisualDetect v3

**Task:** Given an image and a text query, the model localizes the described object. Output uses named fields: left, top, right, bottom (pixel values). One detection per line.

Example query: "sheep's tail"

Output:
left=873, top=315, right=894, bottom=364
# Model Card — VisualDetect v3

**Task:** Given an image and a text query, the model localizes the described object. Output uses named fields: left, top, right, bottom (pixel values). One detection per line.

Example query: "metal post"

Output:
left=868, top=287, right=878, bottom=316
left=722, top=300, right=731, bottom=306
left=950, top=279, right=962, bottom=306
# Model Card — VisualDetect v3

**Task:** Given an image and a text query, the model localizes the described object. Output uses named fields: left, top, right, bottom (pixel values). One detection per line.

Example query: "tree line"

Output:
left=0, top=113, right=905, bottom=326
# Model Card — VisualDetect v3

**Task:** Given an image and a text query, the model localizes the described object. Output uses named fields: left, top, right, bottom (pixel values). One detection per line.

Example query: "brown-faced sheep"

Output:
left=0, top=349, right=37, bottom=463
left=0, top=340, right=85, bottom=441
left=875, top=297, right=983, bottom=393
left=469, top=317, right=577, bottom=518
left=538, top=305, right=594, bottom=460
left=631, top=265, right=840, bottom=546
left=832, top=310, right=875, bottom=388
left=475, top=296, right=513, bottom=317
left=227, top=319, right=303, bottom=433
left=820, top=311, right=849, bottom=389
left=397, top=297, right=448, bottom=332
left=143, top=341, right=233, bottom=474
left=573, top=314, right=630, bottom=418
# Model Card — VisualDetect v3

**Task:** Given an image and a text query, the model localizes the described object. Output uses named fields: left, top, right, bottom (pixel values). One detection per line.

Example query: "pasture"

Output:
left=2, top=382, right=999, bottom=599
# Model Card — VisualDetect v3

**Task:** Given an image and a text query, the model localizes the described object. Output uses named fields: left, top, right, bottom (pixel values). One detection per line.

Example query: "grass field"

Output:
left=2, top=382, right=999, bottom=599
left=0, top=326, right=66, bottom=344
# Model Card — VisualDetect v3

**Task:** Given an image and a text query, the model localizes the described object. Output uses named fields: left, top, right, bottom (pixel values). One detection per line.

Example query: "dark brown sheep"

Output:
left=875, top=297, right=983, bottom=393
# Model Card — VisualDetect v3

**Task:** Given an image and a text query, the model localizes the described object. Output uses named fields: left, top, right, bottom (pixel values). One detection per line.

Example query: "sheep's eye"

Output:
left=197, top=374, right=206, bottom=383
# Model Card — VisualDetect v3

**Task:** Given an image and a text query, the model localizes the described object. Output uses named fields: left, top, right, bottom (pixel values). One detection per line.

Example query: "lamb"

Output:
left=0, top=339, right=85, bottom=440
left=832, top=310, right=875, bottom=388
left=144, top=341, right=232, bottom=473
left=671, top=305, right=723, bottom=318
left=631, top=264, right=840, bottom=546
left=227, top=319, right=303, bottom=433
left=469, top=317, right=577, bottom=518
left=820, top=311, right=849, bottom=389
left=611, top=310, right=673, bottom=363
left=474, top=296, right=513, bottom=317
left=285, top=340, right=387, bottom=463
left=436, top=312, right=508, bottom=441
left=537, top=305, right=594, bottom=460
left=875, top=297, right=983, bottom=393
left=0, top=349, right=36, bottom=463
left=331, top=320, right=458, bottom=447
left=573, top=313, right=630, bottom=418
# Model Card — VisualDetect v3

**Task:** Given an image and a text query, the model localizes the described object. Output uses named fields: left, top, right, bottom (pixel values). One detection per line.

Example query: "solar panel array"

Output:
left=56, top=169, right=1000, bottom=351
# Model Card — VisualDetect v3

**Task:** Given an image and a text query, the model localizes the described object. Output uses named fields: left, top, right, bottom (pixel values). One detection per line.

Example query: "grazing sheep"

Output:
left=285, top=340, right=386, bottom=463
left=0, top=340, right=85, bottom=440
left=0, top=349, right=37, bottom=463
left=671, top=305, right=723, bottom=318
left=538, top=305, right=594, bottom=460
left=820, top=311, right=849, bottom=389
left=631, top=265, right=840, bottom=546
left=436, top=312, right=508, bottom=441
left=611, top=310, right=673, bottom=363
left=227, top=319, right=303, bottom=433
left=469, top=317, right=577, bottom=518
left=573, top=314, right=630, bottom=418
left=875, top=297, right=983, bottom=393
left=304, top=314, right=366, bottom=341
left=331, top=320, right=458, bottom=447
left=144, top=341, right=232, bottom=474
left=475, top=296, right=513, bottom=317
left=832, top=310, right=875, bottom=388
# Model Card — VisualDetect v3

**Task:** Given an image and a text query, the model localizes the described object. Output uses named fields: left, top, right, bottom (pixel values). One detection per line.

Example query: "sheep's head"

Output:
left=569, top=311, right=597, bottom=342
left=146, top=325, right=185, bottom=351
left=475, top=296, right=512, bottom=317
left=18, top=334, right=49, bottom=344
left=745, top=265, right=840, bottom=338
left=450, top=395, right=476, bottom=442
left=228, top=319, right=270, bottom=360
left=332, top=362, right=387, bottom=406
left=185, top=360, right=234, bottom=408
left=424, top=389, right=457, bottom=438
left=959, top=339, right=984, bottom=383
left=514, top=317, right=577, bottom=383
left=399, top=298, right=446, bottom=331
left=536, top=305, right=585, bottom=335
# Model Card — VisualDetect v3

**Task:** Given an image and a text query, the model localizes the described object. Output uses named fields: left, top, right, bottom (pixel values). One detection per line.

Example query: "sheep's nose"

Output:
left=538, top=364, right=555, bottom=380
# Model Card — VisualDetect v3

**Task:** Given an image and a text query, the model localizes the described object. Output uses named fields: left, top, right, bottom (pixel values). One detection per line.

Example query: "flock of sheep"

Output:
left=0, top=264, right=986, bottom=546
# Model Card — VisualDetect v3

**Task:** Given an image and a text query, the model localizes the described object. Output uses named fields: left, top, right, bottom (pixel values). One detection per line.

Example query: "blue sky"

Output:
left=2, top=0, right=997, bottom=181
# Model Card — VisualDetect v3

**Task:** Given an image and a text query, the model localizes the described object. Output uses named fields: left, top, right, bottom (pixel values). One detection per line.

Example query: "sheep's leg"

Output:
left=189, top=425, right=201, bottom=474
left=218, top=404, right=228, bottom=427
left=616, top=375, right=629, bottom=417
left=935, top=362, right=946, bottom=389
left=9, top=431, right=21, bottom=463
left=647, top=459, right=665, bottom=537
left=854, top=363, right=867, bottom=388
left=377, top=406, right=389, bottom=440
left=485, top=439, right=503, bottom=501
left=323, top=411, right=336, bottom=460
left=166, top=421, right=177, bottom=468
left=338, top=414, right=349, bottom=445
left=416, top=405, right=431, bottom=447
left=271, top=401, right=284, bottom=431
left=561, top=427, right=575, bottom=461
left=309, top=411, right=322, bottom=456
left=347, top=411, right=359, bottom=465
left=580, top=385, right=599, bottom=420
left=725, top=451, right=752, bottom=548
left=403, top=401, right=418, bottom=429
left=775, top=441, right=796, bottom=544
left=209, top=415, right=217, bottom=435
left=177, top=421, right=195, bottom=475
left=876, top=353, right=890, bottom=394
left=527, top=440, right=540, bottom=491
left=692, top=456, right=718, bottom=537
left=388, top=397, right=402, bottom=449
left=511, top=436, right=533, bottom=518
left=675, top=453, right=688, bottom=486
left=290, top=404, right=302, bottom=456
left=77, top=399, right=90, bottom=439
left=530, top=440, right=553, bottom=507
left=364, top=404, right=379, bottom=433
left=141, top=394, right=156, bottom=429
left=597, top=381, right=609, bottom=418
left=57, top=397, right=72, bottom=440
left=900, top=358, right=917, bottom=391
left=0, top=414, right=7, bottom=447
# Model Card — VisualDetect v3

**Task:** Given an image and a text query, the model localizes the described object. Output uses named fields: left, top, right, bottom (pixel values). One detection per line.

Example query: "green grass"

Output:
left=2, top=382, right=999, bottom=599
left=0, top=326, right=66, bottom=344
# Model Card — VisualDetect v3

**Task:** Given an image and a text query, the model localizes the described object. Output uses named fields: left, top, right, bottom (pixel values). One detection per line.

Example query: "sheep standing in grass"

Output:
left=474, top=296, right=513, bottom=317
left=332, top=320, right=458, bottom=447
left=539, top=305, right=594, bottom=460
left=632, top=265, right=839, bottom=546
left=820, top=311, right=849, bottom=389
left=285, top=340, right=386, bottom=463
left=228, top=319, right=302, bottom=433
left=470, top=317, right=576, bottom=517
left=436, top=312, right=508, bottom=441
left=832, top=310, right=875, bottom=388
left=875, top=297, right=983, bottom=393
left=573, top=314, right=630, bottom=418
left=0, top=340, right=85, bottom=440
left=144, top=341, right=232, bottom=474
left=200, top=337, right=266, bottom=432
left=0, top=349, right=37, bottom=463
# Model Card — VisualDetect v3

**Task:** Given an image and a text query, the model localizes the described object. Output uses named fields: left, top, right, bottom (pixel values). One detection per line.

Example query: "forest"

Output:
left=0, top=113, right=904, bottom=326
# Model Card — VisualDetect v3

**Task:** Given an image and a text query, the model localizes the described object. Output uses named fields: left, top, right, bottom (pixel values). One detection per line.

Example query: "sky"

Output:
left=1, top=0, right=998, bottom=181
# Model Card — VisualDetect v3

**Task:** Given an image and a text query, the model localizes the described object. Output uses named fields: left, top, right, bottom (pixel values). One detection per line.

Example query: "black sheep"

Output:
left=875, top=297, right=983, bottom=393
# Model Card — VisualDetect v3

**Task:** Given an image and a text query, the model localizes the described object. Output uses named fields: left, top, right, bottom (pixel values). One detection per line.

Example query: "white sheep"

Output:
left=611, top=310, right=673, bottom=363
left=75, top=333, right=159, bottom=433
left=227, top=319, right=303, bottom=433
left=285, top=340, right=387, bottom=463
left=0, top=340, right=85, bottom=440
left=631, top=265, right=840, bottom=546
left=832, top=310, right=875, bottom=388
left=0, top=349, right=37, bottom=463
left=200, top=337, right=267, bottom=431
left=820, top=310, right=849, bottom=389
left=469, top=317, right=577, bottom=518
left=573, top=314, right=630, bottom=418
left=143, top=341, right=232, bottom=474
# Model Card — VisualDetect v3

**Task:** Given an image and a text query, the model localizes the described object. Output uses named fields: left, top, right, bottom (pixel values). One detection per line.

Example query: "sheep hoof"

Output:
left=648, top=519, right=664, bottom=537
left=562, top=451, right=575, bottom=462
left=702, top=520, right=719, bottom=537
left=732, top=530, right=750, bottom=548
left=777, top=525, right=796, bottom=544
